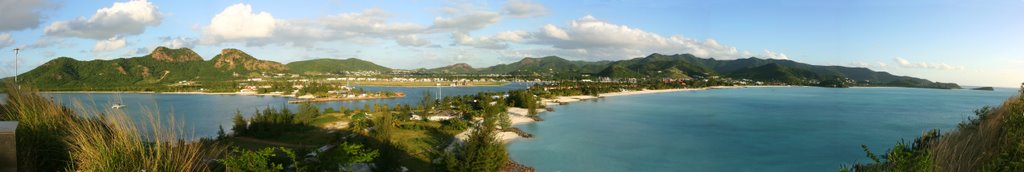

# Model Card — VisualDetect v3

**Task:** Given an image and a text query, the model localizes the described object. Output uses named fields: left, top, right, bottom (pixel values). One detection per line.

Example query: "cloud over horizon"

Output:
left=894, top=57, right=963, bottom=71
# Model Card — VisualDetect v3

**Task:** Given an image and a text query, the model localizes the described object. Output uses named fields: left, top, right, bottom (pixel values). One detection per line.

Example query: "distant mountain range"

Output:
left=15, top=47, right=960, bottom=90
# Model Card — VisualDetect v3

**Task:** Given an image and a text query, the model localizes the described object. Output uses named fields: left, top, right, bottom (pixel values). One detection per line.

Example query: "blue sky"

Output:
left=0, top=0, right=1021, bottom=87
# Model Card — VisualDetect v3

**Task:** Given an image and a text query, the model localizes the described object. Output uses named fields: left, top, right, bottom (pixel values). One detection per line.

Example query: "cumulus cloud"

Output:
left=396, top=35, right=430, bottom=47
left=201, top=5, right=428, bottom=46
left=522, top=15, right=774, bottom=60
left=44, top=0, right=161, bottom=39
left=201, top=3, right=275, bottom=43
left=159, top=36, right=196, bottom=49
left=502, top=0, right=547, bottom=18
left=0, top=0, right=52, bottom=32
left=0, top=33, right=14, bottom=48
left=540, top=24, right=569, bottom=40
left=894, top=57, right=963, bottom=71
left=450, top=31, right=528, bottom=49
left=430, top=11, right=501, bottom=33
left=93, top=36, right=126, bottom=52
left=761, top=49, right=788, bottom=59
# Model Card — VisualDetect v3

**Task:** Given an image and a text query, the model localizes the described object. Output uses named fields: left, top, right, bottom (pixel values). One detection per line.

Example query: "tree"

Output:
left=297, top=103, right=320, bottom=124
left=335, top=142, right=379, bottom=164
left=444, top=104, right=509, bottom=172
left=371, top=106, right=401, bottom=171
left=526, top=94, right=538, bottom=117
left=219, top=147, right=299, bottom=172
left=217, top=125, right=227, bottom=140
left=338, top=105, right=348, bottom=115
left=498, top=112, right=512, bottom=131
left=421, top=91, right=435, bottom=111
left=231, top=109, right=247, bottom=136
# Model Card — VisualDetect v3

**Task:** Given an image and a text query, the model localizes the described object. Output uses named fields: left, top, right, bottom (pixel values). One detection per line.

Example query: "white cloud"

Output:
left=0, top=0, right=51, bottom=31
left=201, top=3, right=276, bottom=43
left=93, top=36, right=126, bottom=52
left=0, top=33, right=14, bottom=48
left=761, top=49, right=788, bottom=60
left=494, top=31, right=529, bottom=42
left=524, top=15, right=773, bottom=60
left=201, top=5, right=429, bottom=46
left=895, top=57, right=911, bottom=66
left=396, top=35, right=430, bottom=47
left=893, top=57, right=963, bottom=71
left=160, top=37, right=196, bottom=49
left=318, top=8, right=424, bottom=36
left=540, top=24, right=569, bottom=40
left=451, top=31, right=529, bottom=49
left=502, top=0, right=547, bottom=18
left=428, top=5, right=499, bottom=32
left=44, top=0, right=161, bottom=39
left=848, top=62, right=870, bottom=67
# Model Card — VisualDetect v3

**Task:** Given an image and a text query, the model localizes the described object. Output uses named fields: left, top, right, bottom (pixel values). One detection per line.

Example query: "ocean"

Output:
left=507, top=87, right=1016, bottom=171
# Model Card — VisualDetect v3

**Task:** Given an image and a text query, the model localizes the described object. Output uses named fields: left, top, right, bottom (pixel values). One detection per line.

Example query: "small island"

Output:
left=971, top=87, right=995, bottom=91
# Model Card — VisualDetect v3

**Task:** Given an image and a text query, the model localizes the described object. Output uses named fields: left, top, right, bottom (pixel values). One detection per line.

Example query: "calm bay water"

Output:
left=37, top=83, right=531, bottom=138
left=507, top=87, right=1016, bottom=171
left=12, top=85, right=1016, bottom=171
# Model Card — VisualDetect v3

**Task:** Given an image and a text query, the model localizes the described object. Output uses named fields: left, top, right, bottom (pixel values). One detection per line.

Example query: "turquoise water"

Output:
left=507, top=87, right=1017, bottom=171
left=36, top=83, right=531, bottom=138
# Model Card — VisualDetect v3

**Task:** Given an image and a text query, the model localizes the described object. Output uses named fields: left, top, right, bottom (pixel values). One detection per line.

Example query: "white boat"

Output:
left=111, top=103, right=126, bottom=109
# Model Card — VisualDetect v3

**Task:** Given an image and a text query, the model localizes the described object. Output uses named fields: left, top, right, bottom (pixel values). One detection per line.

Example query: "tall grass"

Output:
left=0, top=84, right=225, bottom=171
left=845, top=88, right=1024, bottom=171
left=1, top=84, right=74, bottom=171
left=932, top=91, right=1024, bottom=171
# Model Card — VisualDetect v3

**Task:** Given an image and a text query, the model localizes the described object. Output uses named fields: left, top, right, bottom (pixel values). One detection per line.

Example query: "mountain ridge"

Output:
left=14, top=47, right=960, bottom=90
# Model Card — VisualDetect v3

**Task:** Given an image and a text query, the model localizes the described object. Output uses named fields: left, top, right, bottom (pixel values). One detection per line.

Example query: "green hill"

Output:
left=17, top=47, right=287, bottom=90
left=479, top=56, right=610, bottom=75
left=596, top=64, right=643, bottom=79
left=585, top=53, right=959, bottom=89
left=425, top=63, right=478, bottom=74
left=285, top=58, right=391, bottom=75
left=211, top=48, right=288, bottom=73
left=727, top=63, right=820, bottom=84
left=15, top=46, right=960, bottom=90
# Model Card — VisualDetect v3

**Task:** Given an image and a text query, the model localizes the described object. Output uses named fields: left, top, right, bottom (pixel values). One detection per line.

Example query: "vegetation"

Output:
left=442, top=97, right=510, bottom=172
left=15, top=46, right=960, bottom=92
left=0, top=84, right=224, bottom=171
left=841, top=88, right=1024, bottom=171
left=286, top=58, right=391, bottom=75
left=219, top=147, right=296, bottom=171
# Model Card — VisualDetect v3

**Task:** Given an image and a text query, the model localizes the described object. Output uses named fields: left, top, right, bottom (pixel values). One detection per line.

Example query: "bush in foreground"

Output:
left=0, top=84, right=224, bottom=171
left=842, top=87, right=1024, bottom=171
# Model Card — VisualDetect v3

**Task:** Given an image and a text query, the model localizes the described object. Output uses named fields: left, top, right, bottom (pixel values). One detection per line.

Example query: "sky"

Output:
left=0, top=0, right=1021, bottom=87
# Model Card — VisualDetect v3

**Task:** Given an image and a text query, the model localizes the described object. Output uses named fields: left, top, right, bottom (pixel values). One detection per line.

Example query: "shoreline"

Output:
left=42, top=91, right=298, bottom=97
left=495, top=85, right=797, bottom=143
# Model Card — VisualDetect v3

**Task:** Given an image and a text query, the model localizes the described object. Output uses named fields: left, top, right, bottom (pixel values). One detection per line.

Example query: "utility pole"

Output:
left=12, top=48, right=19, bottom=88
